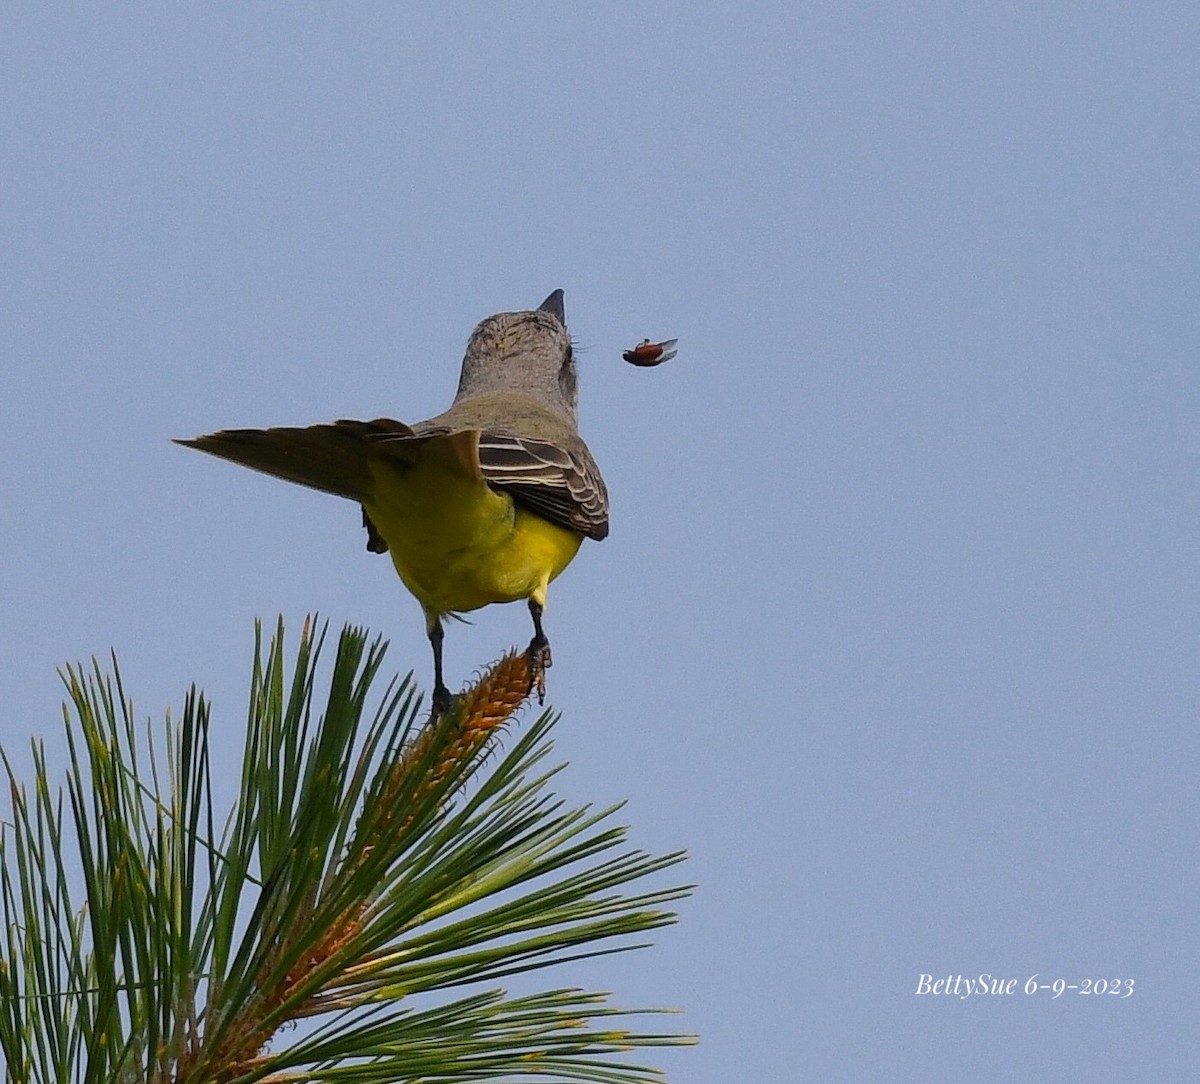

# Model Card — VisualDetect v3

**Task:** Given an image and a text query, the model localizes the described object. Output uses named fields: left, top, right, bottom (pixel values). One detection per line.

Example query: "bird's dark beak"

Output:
left=538, top=289, right=565, bottom=325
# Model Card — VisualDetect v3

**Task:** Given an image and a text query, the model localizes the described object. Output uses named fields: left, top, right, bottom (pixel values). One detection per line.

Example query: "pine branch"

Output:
left=0, top=619, right=694, bottom=1083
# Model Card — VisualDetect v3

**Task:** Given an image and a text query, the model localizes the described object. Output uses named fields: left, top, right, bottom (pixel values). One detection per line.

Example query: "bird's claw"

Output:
left=527, top=638, right=552, bottom=705
left=431, top=683, right=453, bottom=719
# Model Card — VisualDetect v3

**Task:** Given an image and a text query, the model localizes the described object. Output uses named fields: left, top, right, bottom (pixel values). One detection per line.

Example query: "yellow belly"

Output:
left=363, top=455, right=583, bottom=616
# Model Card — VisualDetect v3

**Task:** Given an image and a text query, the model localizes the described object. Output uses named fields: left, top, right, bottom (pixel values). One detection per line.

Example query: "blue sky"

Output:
left=2, top=4, right=1198, bottom=1079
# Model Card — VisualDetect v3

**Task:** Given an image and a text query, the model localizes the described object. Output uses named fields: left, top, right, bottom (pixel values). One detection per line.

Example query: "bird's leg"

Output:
left=527, top=599, right=552, bottom=705
left=427, top=615, right=452, bottom=717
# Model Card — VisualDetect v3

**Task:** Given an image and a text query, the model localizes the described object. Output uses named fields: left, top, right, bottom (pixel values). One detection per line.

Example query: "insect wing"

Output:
left=651, top=338, right=678, bottom=364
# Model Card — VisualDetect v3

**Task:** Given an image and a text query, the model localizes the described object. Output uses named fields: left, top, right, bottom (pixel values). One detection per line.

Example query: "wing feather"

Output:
left=476, top=430, right=609, bottom=541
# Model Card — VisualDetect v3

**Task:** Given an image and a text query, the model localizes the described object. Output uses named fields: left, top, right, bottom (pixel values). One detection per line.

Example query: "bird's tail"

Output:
left=175, top=418, right=418, bottom=501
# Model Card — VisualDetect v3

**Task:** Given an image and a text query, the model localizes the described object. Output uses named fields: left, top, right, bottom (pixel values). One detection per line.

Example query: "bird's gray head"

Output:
left=455, top=290, right=578, bottom=421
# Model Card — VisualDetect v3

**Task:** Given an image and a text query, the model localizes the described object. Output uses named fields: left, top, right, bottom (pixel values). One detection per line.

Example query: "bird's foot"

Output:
left=527, top=636, right=552, bottom=705
left=431, top=683, right=453, bottom=719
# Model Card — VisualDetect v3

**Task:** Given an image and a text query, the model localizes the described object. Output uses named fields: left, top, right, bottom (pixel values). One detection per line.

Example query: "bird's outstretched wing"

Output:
left=175, top=418, right=415, bottom=500
left=182, top=416, right=609, bottom=542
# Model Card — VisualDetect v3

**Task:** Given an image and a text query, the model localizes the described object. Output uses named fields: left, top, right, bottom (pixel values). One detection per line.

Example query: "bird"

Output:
left=622, top=338, right=678, bottom=367
left=177, top=290, right=607, bottom=714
